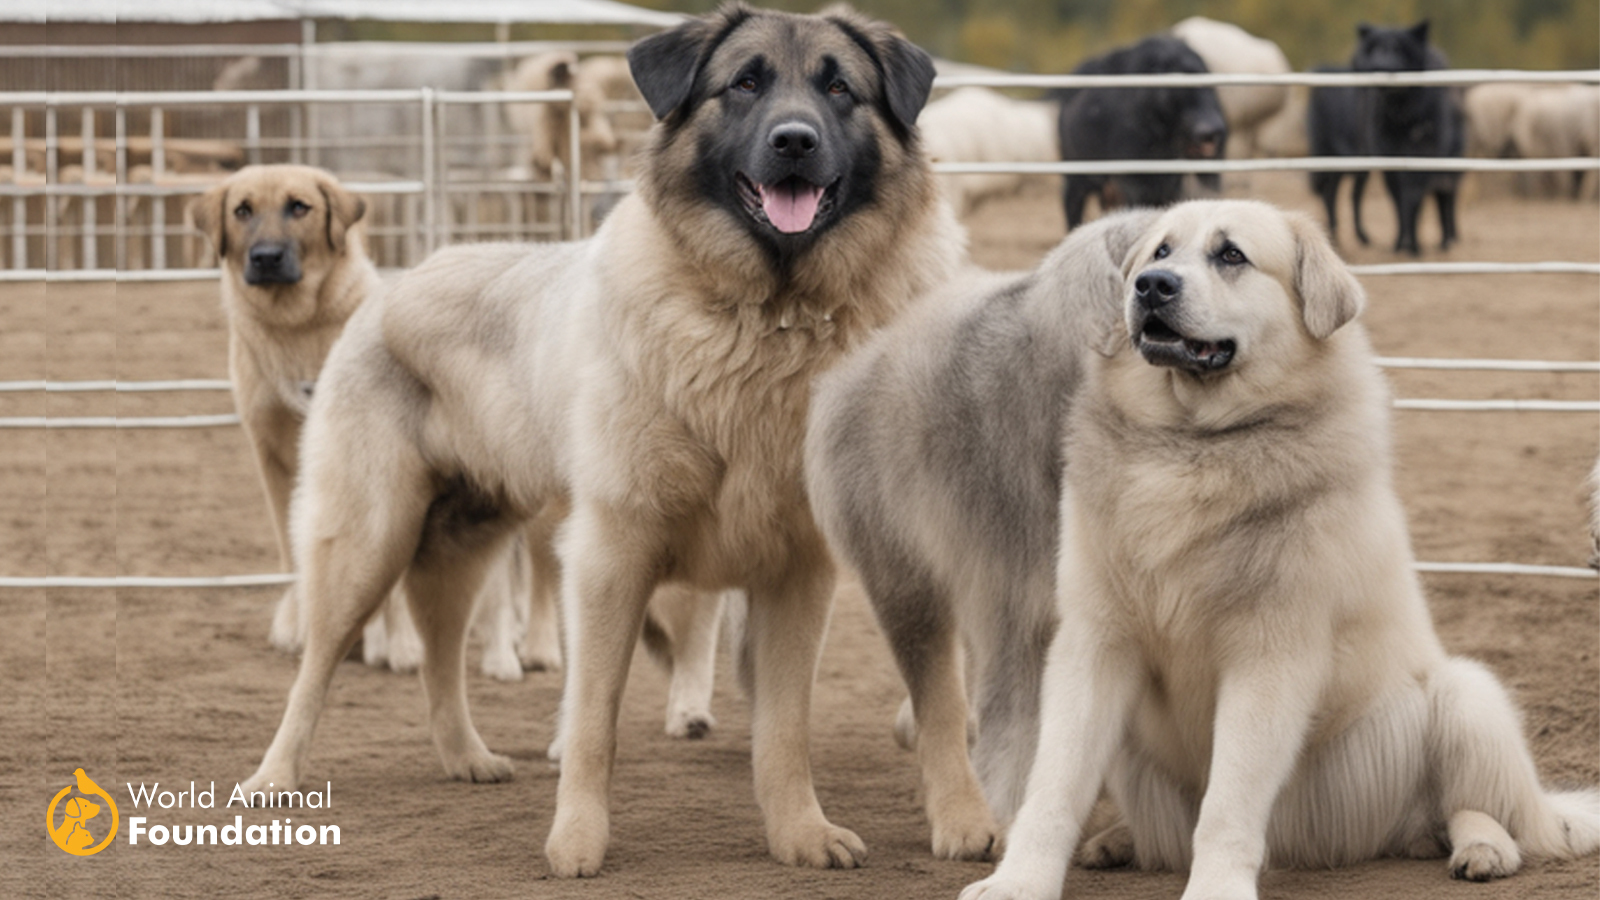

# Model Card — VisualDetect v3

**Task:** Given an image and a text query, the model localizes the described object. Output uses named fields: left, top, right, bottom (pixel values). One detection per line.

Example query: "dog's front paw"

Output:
left=929, top=786, right=1000, bottom=861
left=1077, top=822, right=1135, bottom=869
left=546, top=803, right=610, bottom=877
left=518, top=616, right=562, bottom=673
left=360, top=616, right=388, bottom=667
left=479, top=641, right=525, bottom=682
left=1450, top=839, right=1521, bottom=882
left=769, top=819, right=867, bottom=869
left=958, top=874, right=1054, bottom=900
left=933, top=816, right=999, bottom=862
left=384, top=622, right=423, bottom=674
left=240, top=766, right=298, bottom=798
left=441, top=749, right=515, bottom=784
left=665, top=707, right=714, bottom=740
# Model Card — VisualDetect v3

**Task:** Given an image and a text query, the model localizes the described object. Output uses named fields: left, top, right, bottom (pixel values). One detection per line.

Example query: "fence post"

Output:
left=44, top=103, right=56, bottom=270
left=10, top=106, right=24, bottom=269
left=115, top=105, right=127, bottom=271
left=421, top=87, right=436, bottom=255
left=80, top=107, right=96, bottom=270
left=568, top=93, right=580, bottom=240
left=150, top=106, right=165, bottom=269
left=246, top=104, right=261, bottom=166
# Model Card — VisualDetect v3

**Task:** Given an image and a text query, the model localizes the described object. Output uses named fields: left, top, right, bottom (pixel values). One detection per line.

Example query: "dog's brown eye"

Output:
left=736, top=75, right=758, bottom=92
left=1154, top=243, right=1169, bottom=260
left=233, top=203, right=251, bottom=220
left=1220, top=246, right=1247, bottom=265
left=827, top=79, right=848, bottom=96
left=288, top=200, right=311, bottom=218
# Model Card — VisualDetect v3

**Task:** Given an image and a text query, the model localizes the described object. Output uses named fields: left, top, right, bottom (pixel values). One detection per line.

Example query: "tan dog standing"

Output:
left=192, top=165, right=426, bottom=671
left=240, top=4, right=959, bottom=877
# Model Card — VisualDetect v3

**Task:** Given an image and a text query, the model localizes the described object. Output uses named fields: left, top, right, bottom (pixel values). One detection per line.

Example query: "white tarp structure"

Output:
left=8, top=0, right=682, bottom=26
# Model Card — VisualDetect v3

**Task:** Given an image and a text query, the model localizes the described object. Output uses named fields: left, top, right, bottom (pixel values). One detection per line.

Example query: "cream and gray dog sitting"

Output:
left=810, top=200, right=1600, bottom=894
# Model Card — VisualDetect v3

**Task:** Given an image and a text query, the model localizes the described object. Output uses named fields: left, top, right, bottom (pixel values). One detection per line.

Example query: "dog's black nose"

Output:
left=249, top=243, right=286, bottom=270
left=1192, top=121, right=1224, bottom=150
left=768, top=121, right=819, bottom=158
left=1135, top=269, right=1182, bottom=309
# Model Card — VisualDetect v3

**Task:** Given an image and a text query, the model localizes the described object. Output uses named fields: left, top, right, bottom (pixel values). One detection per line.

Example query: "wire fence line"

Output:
left=6, top=259, right=1598, bottom=283
left=5, top=561, right=1592, bottom=591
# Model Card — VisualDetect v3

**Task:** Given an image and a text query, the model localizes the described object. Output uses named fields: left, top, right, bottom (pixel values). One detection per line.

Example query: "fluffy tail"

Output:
left=1523, top=789, right=1600, bottom=859
left=1432, top=658, right=1600, bottom=860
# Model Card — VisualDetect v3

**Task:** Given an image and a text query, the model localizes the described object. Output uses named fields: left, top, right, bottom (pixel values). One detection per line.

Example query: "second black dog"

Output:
left=1307, top=64, right=1374, bottom=246
left=1056, top=36, right=1227, bottom=230
left=1318, top=21, right=1465, bottom=255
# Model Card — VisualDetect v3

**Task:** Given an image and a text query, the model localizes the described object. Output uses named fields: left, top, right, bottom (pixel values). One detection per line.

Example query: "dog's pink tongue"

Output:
left=759, top=181, right=823, bottom=233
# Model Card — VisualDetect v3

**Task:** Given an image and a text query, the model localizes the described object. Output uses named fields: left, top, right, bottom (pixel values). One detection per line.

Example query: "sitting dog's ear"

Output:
left=189, top=180, right=230, bottom=259
left=316, top=173, right=367, bottom=254
left=628, top=3, right=751, bottom=121
left=1289, top=212, right=1365, bottom=339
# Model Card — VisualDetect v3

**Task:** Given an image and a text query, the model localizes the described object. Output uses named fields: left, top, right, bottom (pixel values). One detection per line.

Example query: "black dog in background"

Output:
left=1056, top=36, right=1227, bottom=230
left=1307, top=64, right=1374, bottom=246
left=1310, top=21, right=1464, bottom=254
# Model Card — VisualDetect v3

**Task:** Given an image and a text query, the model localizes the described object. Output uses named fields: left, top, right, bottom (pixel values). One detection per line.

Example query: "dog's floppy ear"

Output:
left=628, top=3, right=750, bottom=121
left=826, top=6, right=937, bottom=135
left=1288, top=212, right=1365, bottom=339
left=1088, top=208, right=1161, bottom=356
left=190, top=179, right=230, bottom=259
left=1040, top=209, right=1158, bottom=358
left=316, top=172, right=366, bottom=254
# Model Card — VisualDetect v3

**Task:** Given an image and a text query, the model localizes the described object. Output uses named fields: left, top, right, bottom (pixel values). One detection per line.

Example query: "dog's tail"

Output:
left=1432, top=658, right=1600, bottom=860
left=1523, top=790, right=1600, bottom=859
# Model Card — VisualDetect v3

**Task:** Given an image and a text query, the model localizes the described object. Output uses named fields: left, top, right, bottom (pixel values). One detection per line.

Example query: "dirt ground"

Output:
left=4, top=172, right=1597, bottom=900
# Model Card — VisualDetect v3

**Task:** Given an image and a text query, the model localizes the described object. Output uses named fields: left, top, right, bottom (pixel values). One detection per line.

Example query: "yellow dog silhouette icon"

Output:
left=47, top=768, right=118, bottom=856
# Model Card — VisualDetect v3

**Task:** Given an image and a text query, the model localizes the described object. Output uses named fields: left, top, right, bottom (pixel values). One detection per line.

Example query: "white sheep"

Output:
left=918, top=86, right=1058, bottom=216
left=1171, top=16, right=1291, bottom=158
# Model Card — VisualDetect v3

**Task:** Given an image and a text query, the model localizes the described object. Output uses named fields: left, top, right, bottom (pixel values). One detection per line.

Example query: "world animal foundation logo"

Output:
left=48, top=770, right=342, bottom=854
left=47, top=768, right=119, bottom=856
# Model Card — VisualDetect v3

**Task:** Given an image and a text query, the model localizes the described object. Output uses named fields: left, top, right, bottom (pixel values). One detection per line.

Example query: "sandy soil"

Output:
left=4, top=173, right=1597, bottom=900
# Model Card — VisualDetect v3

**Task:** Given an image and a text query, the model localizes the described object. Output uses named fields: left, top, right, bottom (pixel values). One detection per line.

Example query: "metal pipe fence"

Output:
left=1, top=66, right=1597, bottom=274
left=3, top=67, right=1597, bottom=586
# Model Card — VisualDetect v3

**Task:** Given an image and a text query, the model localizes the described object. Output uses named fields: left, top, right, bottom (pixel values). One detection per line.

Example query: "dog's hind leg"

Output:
left=1350, top=171, right=1371, bottom=246
left=1311, top=171, right=1341, bottom=239
left=1434, top=181, right=1459, bottom=250
left=968, top=582, right=1052, bottom=827
left=743, top=551, right=868, bottom=869
left=644, top=585, right=723, bottom=740
left=869, top=570, right=997, bottom=860
left=406, top=516, right=520, bottom=782
left=1063, top=176, right=1094, bottom=230
left=1384, top=172, right=1424, bottom=255
left=1429, top=657, right=1600, bottom=880
left=244, top=427, right=434, bottom=794
left=1095, top=748, right=1198, bottom=872
left=519, top=503, right=567, bottom=673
